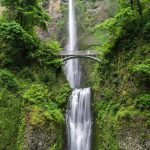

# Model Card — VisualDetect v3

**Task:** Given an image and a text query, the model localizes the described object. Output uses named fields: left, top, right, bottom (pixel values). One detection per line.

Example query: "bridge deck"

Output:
left=60, top=50, right=98, bottom=56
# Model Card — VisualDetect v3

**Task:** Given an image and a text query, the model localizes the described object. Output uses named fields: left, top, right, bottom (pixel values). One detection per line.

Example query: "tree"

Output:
left=0, top=0, right=50, bottom=30
left=0, top=0, right=51, bottom=65
left=130, top=0, right=142, bottom=16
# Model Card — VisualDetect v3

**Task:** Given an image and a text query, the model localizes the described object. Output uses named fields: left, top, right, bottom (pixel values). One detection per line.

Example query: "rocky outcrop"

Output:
left=118, top=127, right=150, bottom=150
left=0, top=5, right=4, bottom=15
left=37, top=0, right=62, bottom=39
left=37, top=0, right=109, bottom=44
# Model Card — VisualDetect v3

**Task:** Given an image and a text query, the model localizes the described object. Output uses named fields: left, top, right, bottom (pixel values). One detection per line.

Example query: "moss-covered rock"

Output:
left=93, top=26, right=150, bottom=150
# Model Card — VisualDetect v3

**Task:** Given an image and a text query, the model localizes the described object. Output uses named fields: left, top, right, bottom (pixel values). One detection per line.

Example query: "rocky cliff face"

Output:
left=0, top=5, right=4, bottom=15
left=38, top=0, right=109, bottom=47
left=92, top=27, right=150, bottom=150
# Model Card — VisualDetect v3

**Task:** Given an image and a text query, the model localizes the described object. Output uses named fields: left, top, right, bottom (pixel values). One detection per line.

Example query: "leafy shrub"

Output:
left=39, top=69, right=56, bottom=85
left=34, top=40, right=63, bottom=68
left=0, top=22, right=35, bottom=49
left=131, top=59, right=150, bottom=80
left=135, top=94, right=150, bottom=110
left=132, top=60, right=150, bottom=75
left=116, top=107, right=139, bottom=121
left=91, top=6, right=136, bottom=56
left=0, top=69, right=19, bottom=90
left=1, top=58, right=14, bottom=67
left=29, top=105, right=45, bottom=125
left=19, top=67, right=35, bottom=81
left=23, top=84, right=48, bottom=104
left=94, top=100, right=108, bottom=120
left=0, top=89, right=21, bottom=150
left=44, top=106, right=64, bottom=123
left=101, top=88, right=114, bottom=100
left=29, top=103, right=64, bottom=126
left=0, top=0, right=50, bottom=30
left=143, top=20, right=150, bottom=39
left=95, top=7, right=135, bottom=39
left=54, top=84, right=71, bottom=108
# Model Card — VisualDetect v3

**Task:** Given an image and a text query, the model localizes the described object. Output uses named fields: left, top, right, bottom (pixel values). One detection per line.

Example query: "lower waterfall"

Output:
left=66, top=88, right=92, bottom=150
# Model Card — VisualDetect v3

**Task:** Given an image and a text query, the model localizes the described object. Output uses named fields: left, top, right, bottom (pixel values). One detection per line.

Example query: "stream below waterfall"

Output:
left=64, top=0, right=92, bottom=150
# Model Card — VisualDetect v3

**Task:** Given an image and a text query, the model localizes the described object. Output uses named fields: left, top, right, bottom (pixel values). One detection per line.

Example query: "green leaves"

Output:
left=92, top=6, right=135, bottom=56
left=34, top=40, right=63, bottom=68
left=0, top=21, right=35, bottom=48
left=135, top=94, right=150, bottom=110
left=0, top=69, right=19, bottom=91
left=0, top=0, right=50, bottom=30
left=23, top=84, right=48, bottom=104
left=95, top=7, right=134, bottom=36
left=130, top=59, right=150, bottom=81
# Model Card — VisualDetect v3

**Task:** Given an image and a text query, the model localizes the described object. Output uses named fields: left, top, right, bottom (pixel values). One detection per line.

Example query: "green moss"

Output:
left=23, top=84, right=49, bottom=104
left=93, top=13, right=150, bottom=149
left=135, top=94, right=150, bottom=110
left=0, top=69, right=19, bottom=91
left=116, top=106, right=140, bottom=121
left=0, top=89, right=22, bottom=150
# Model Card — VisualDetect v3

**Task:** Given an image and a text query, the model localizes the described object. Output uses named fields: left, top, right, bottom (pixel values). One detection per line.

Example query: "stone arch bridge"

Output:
left=59, top=50, right=101, bottom=63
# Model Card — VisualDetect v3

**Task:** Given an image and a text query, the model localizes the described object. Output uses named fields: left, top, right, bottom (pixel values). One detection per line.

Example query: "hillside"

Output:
left=0, top=0, right=150, bottom=150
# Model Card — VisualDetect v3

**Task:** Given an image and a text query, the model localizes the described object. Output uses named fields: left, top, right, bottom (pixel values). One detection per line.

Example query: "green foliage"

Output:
left=34, top=40, right=63, bottom=68
left=0, top=21, right=38, bottom=66
left=0, top=0, right=65, bottom=150
left=25, top=97, right=65, bottom=125
left=39, top=69, right=56, bottom=85
left=143, top=20, right=150, bottom=34
left=29, top=105, right=45, bottom=125
left=54, top=84, right=71, bottom=108
left=94, top=7, right=134, bottom=51
left=19, top=67, right=35, bottom=81
left=0, top=0, right=50, bottom=30
left=130, top=59, right=150, bottom=81
left=0, top=0, right=51, bottom=67
left=101, top=87, right=114, bottom=100
left=91, top=6, right=136, bottom=56
left=116, top=107, right=139, bottom=121
left=135, top=94, right=150, bottom=110
left=132, top=63, right=150, bottom=75
left=93, top=2, right=150, bottom=147
left=0, top=89, right=21, bottom=150
left=43, top=103, right=64, bottom=123
left=23, top=84, right=48, bottom=104
left=0, top=22, right=35, bottom=48
left=0, top=69, right=19, bottom=90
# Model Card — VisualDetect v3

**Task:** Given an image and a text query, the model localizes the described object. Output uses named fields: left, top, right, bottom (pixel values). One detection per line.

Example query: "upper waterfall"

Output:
left=68, top=0, right=77, bottom=51
left=64, top=0, right=81, bottom=88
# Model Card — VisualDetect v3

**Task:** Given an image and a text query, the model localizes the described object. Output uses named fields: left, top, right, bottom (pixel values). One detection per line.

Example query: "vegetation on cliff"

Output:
left=0, top=0, right=70, bottom=149
left=0, top=0, right=150, bottom=150
left=92, top=0, right=150, bottom=149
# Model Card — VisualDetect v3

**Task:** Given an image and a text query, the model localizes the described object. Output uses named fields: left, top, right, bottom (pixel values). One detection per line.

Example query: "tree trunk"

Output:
left=130, top=0, right=134, bottom=10
left=136, top=0, right=142, bottom=16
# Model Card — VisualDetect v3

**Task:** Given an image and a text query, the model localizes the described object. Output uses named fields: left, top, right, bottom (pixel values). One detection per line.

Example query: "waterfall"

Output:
left=65, top=0, right=92, bottom=150
left=64, top=0, right=81, bottom=88
left=66, top=88, right=92, bottom=150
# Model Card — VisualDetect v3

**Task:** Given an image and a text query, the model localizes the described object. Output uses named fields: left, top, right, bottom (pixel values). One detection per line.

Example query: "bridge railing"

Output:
left=59, top=50, right=98, bottom=56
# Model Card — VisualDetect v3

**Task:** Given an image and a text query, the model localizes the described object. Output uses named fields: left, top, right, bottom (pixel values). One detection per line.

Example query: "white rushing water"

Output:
left=65, top=0, right=92, bottom=150
left=64, top=0, right=81, bottom=88
left=66, top=88, right=92, bottom=150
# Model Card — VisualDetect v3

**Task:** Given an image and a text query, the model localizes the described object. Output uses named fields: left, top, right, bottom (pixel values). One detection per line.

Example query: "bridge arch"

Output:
left=62, top=55, right=101, bottom=63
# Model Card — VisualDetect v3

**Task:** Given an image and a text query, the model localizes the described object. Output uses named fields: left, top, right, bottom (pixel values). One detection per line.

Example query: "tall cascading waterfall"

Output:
left=64, top=0, right=81, bottom=88
left=65, top=0, right=92, bottom=150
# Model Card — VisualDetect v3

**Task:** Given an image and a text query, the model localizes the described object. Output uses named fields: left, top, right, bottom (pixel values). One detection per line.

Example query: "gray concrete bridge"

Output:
left=59, top=50, right=101, bottom=63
